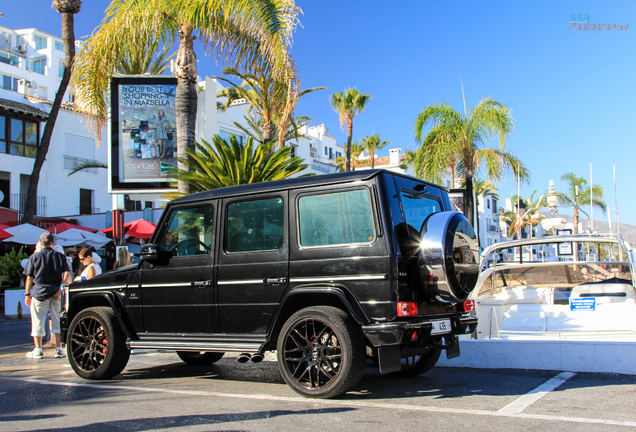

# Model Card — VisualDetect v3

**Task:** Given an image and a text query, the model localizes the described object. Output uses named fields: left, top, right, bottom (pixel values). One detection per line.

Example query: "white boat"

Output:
left=471, top=234, right=636, bottom=341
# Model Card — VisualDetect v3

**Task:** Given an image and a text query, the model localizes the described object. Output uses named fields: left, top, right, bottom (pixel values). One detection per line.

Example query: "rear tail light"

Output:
left=397, top=302, right=418, bottom=317
left=461, top=299, right=475, bottom=312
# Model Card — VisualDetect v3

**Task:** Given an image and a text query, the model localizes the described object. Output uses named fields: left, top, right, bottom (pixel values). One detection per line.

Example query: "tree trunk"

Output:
left=174, top=24, right=198, bottom=196
left=23, top=4, right=79, bottom=223
left=263, top=121, right=275, bottom=145
left=465, top=173, right=475, bottom=230
left=573, top=206, right=579, bottom=234
left=370, top=153, right=375, bottom=169
left=346, top=118, right=353, bottom=172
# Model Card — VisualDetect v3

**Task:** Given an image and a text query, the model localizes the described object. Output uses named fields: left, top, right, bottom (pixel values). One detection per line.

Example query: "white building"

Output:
left=357, top=148, right=407, bottom=175
left=0, top=26, right=110, bottom=223
left=477, top=193, right=504, bottom=249
left=0, top=26, right=342, bottom=224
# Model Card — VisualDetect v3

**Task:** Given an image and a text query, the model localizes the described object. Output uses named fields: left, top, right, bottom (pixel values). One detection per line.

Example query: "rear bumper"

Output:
left=362, top=315, right=478, bottom=347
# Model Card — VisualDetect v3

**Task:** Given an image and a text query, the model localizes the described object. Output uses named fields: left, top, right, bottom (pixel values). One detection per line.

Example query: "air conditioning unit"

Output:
left=16, top=44, right=27, bottom=53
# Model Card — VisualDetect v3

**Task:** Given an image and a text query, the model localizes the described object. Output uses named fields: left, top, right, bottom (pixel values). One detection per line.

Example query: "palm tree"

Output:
left=115, top=37, right=174, bottom=75
left=72, top=0, right=300, bottom=195
left=216, top=66, right=325, bottom=148
left=500, top=210, right=523, bottom=239
left=165, top=135, right=309, bottom=198
left=334, top=142, right=367, bottom=173
left=360, top=134, right=390, bottom=169
left=330, top=88, right=372, bottom=171
left=414, top=98, right=530, bottom=226
left=23, top=0, right=82, bottom=224
left=557, top=172, right=606, bottom=234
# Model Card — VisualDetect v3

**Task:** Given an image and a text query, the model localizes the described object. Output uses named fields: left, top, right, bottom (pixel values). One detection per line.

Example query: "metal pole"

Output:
left=607, top=205, right=613, bottom=235
left=614, top=164, right=620, bottom=236
left=590, top=162, right=594, bottom=233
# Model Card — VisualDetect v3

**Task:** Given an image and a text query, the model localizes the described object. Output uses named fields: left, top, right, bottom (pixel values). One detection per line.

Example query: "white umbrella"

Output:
left=55, top=228, right=112, bottom=249
left=2, top=223, right=48, bottom=245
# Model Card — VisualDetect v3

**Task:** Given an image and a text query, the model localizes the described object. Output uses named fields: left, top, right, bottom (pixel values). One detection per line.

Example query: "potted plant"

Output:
left=0, top=247, right=29, bottom=319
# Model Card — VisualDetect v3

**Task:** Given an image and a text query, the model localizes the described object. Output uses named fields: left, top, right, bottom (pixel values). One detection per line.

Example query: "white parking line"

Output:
left=24, top=377, right=636, bottom=428
left=498, top=371, right=576, bottom=414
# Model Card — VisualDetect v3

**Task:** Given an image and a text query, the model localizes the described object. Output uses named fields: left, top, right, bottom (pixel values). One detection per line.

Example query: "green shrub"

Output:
left=0, top=247, right=28, bottom=286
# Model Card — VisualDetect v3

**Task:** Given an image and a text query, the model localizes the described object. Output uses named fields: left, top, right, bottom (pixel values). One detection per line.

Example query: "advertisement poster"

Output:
left=118, top=82, right=177, bottom=183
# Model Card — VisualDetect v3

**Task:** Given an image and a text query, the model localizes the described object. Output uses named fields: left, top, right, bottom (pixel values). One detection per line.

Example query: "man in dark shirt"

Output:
left=24, top=232, right=70, bottom=359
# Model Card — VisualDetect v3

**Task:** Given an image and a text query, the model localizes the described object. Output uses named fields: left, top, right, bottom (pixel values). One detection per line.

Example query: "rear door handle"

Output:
left=264, top=277, right=287, bottom=285
left=192, top=280, right=212, bottom=288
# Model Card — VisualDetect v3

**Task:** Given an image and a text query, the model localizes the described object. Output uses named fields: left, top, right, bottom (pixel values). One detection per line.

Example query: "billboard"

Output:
left=110, top=76, right=178, bottom=193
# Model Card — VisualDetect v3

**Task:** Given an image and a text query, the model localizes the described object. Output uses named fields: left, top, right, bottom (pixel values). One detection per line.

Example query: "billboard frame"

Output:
left=109, top=75, right=178, bottom=194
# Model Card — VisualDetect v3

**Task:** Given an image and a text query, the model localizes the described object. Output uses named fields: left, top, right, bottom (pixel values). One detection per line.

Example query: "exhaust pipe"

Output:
left=251, top=353, right=264, bottom=363
left=237, top=353, right=251, bottom=363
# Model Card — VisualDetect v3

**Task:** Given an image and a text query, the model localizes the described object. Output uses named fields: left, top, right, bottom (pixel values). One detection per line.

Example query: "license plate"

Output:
left=430, top=319, right=451, bottom=335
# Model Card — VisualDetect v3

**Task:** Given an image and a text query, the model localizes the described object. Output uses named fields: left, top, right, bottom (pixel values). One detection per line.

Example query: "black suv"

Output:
left=61, top=169, right=479, bottom=398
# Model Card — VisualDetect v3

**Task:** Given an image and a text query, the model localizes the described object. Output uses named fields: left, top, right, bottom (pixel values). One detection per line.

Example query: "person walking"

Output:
left=24, top=232, right=70, bottom=359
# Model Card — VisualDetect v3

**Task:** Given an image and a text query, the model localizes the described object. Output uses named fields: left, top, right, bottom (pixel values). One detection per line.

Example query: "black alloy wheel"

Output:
left=67, top=307, right=130, bottom=380
left=176, top=351, right=224, bottom=366
left=277, top=306, right=365, bottom=399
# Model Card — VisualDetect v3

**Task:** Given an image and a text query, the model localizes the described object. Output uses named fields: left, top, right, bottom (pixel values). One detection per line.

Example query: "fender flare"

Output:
left=68, top=291, right=133, bottom=340
left=267, top=284, right=370, bottom=346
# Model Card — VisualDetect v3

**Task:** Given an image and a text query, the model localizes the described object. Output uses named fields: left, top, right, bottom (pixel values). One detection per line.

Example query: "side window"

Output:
left=226, top=197, right=283, bottom=253
left=400, top=191, right=441, bottom=241
left=158, top=206, right=214, bottom=256
left=298, top=189, right=375, bottom=247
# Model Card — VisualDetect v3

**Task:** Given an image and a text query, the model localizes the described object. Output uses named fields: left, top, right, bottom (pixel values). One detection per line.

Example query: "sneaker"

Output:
left=54, top=349, right=65, bottom=358
left=26, top=349, right=43, bottom=359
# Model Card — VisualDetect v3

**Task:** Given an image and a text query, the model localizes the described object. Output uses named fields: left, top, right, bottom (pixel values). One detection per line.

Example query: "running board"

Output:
left=128, top=340, right=262, bottom=353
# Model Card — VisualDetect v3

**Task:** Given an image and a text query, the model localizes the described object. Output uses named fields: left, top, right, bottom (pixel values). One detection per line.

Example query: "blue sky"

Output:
left=2, top=1, right=635, bottom=226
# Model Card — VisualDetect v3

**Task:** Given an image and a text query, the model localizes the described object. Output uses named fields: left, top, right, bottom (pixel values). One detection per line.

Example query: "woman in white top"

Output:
left=78, top=247, right=102, bottom=280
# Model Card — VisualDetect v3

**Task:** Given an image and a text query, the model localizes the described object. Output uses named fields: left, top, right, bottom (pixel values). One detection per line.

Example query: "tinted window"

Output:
left=159, top=206, right=214, bottom=256
left=400, top=191, right=441, bottom=241
left=298, top=189, right=375, bottom=247
left=226, top=197, right=283, bottom=253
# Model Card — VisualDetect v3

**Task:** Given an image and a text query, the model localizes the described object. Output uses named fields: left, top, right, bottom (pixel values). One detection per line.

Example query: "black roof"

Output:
left=171, top=169, right=442, bottom=205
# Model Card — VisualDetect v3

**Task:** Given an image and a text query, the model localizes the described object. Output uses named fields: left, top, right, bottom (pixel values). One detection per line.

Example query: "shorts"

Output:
left=30, top=297, right=61, bottom=337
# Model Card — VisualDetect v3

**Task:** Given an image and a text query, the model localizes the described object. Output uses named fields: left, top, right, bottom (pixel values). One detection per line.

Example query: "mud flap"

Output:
left=377, top=345, right=402, bottom=374
left=445, top=335, right=460, bottom=359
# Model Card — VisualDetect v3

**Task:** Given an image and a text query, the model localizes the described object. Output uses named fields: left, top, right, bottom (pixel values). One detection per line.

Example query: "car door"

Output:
left=139, top=203, right=216, bottom=335
left=217, top=193, right=288, bottom=335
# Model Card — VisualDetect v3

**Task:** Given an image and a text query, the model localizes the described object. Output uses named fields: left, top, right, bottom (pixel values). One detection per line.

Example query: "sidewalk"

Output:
left=0, top=312, right=36, bottom=358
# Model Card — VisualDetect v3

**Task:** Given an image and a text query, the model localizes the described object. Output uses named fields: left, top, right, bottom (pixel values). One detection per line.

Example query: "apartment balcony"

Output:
left=63, top=155, right=100, bottom=174
left=9, top=194, right=46, bottom=216
left=487, top=224, right=500, bottom=233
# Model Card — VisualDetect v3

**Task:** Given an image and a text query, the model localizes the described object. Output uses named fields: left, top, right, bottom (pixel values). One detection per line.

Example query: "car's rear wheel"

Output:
left=67, top=307, right=130, bottom=380
left=277, top=306, right=365, bottom=399
left=176, top=351, right=224, bottom=365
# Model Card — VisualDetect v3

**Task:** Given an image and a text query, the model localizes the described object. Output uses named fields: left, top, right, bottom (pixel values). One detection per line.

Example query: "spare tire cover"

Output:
left=418, top=211, right=479, bottom=304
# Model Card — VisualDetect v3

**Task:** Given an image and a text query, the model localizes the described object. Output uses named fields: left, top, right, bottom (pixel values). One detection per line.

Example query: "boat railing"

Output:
left=488, top=306, right=501, bottom=340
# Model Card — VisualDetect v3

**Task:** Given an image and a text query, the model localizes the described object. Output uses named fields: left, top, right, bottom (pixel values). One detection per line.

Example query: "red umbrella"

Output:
left=125, top=219, right=156, bottom=240
left=46, top=222, right=98, bottom=234
left=101, top=219, right=156, bottom=240
left=0, top=228, right=11, bottom=240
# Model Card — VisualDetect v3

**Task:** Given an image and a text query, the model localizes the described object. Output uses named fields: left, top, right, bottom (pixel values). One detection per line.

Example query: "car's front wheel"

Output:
left=176, top=351, right=224, bottom=366
left=67, top=307, right=130, bottom=380
left=277, top=306, right=366, bottom=399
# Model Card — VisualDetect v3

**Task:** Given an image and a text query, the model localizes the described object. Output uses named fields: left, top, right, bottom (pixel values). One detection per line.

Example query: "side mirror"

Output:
left=140, top=244, right=158, bottom=261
